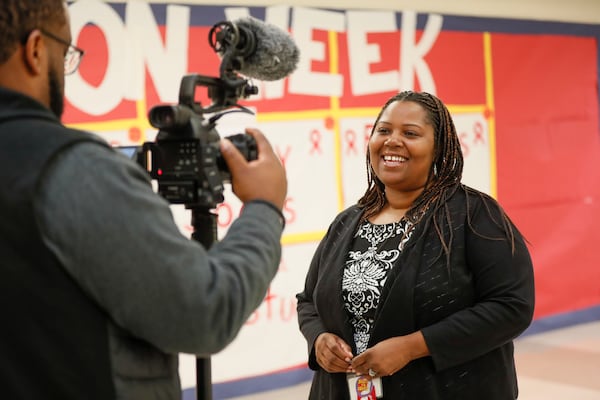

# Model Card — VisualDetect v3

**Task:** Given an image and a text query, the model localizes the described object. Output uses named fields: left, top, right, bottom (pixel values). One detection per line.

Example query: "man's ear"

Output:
left=22, top=30, right=45, bottom=76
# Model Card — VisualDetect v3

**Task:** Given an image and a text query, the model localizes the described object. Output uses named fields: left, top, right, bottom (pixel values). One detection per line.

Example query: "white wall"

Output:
left=152, top=0, right=600, bottom=24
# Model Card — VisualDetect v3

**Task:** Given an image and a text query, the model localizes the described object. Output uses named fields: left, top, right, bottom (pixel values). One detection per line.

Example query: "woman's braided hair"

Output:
left=358, top=91, right=516, bottom=266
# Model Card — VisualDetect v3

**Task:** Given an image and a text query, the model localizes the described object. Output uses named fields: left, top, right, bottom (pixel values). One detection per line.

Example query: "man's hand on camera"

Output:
left=220, top=128, right=287, bottom=210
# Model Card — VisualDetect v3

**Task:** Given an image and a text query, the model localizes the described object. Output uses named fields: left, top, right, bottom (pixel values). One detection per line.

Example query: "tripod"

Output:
left=190, top=206, right=219, bottom=400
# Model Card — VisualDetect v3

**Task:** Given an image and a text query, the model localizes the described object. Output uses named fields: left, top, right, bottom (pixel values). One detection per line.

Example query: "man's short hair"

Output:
left=0, top=0, right=66, bottom=63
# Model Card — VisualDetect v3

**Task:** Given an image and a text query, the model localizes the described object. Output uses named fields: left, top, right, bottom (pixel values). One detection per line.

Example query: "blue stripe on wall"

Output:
left=521, top=304, right=600, bottom=336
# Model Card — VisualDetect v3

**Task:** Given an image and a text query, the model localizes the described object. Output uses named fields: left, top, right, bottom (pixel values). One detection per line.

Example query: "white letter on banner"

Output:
left=67, top=0, right=128, bottom=115
left=347, top=11, right=399, bottom=96
left=399, top=11, right=442, bottom=93
left=288, top=7, right=344, bottom=97
left=126, top=1, right=189, bottom=104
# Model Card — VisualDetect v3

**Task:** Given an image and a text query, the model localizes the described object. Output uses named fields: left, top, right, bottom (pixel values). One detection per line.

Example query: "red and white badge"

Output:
left=347, top=373, right=383, bottom=400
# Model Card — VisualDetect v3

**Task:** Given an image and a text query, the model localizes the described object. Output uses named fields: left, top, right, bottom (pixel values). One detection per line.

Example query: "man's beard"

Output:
left=48, top=66, right=64, bottom=119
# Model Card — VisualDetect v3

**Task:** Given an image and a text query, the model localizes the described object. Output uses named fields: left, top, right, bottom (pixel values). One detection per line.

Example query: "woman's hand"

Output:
left=351, top=332, right=430, bottom=377
left=314, top=333, right=354, bottom=373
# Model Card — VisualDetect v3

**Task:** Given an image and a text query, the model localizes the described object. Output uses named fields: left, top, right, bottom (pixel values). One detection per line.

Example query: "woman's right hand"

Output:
left=314, top=333, right=354, bottom=373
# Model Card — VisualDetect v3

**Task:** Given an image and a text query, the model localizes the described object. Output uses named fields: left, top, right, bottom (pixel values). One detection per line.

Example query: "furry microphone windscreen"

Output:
left=234, top=17, right=300, bottom=81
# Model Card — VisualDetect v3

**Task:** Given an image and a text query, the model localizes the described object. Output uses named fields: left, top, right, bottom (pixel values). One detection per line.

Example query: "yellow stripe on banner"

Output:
left=257, top=105, right=490, bottom=122
left=281, top=231, right=326, bottom=246
left=135, top=96, right=149, bottom=143
left=68, top=118, right=140, bottom=132
left=257, top=107, right=381, bottom=122
left=483, top=32, right=498, bottom=199
left=447, top=104, right=487, bottom=114
left=257, top=109, right=333, bottom=122
left=328, top=30, right=345, bottom=213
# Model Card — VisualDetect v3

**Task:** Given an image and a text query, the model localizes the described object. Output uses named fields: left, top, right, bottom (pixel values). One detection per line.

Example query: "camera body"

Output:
left=139, top=125, right=257, bottom=207
left=135, top=70, right=258, bottom=208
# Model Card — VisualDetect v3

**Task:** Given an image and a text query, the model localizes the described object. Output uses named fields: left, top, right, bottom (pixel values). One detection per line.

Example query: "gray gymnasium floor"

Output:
left=227, top=320, right=600, bottom=400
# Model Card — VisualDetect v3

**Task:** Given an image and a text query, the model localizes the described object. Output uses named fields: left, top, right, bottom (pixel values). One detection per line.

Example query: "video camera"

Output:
left=133, top=20, right=263, bottom=209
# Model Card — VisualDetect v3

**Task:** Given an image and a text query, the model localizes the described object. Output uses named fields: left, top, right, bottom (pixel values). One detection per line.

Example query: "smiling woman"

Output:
left=367, top=99, right=435, bottom=222
left=360, top=91, right=464, bottom=226
left=296, top=91, right=535, bottom=400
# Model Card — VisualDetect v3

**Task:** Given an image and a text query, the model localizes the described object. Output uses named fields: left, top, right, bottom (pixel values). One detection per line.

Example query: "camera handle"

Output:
left=189, top=205, right=218, bottom=400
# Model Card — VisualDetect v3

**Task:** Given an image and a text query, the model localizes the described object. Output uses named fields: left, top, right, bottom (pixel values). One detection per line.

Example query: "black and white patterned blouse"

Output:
left=342, top=219, right=414, bottom=354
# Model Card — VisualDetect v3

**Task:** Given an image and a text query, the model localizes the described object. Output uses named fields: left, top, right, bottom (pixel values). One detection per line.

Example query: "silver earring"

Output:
left=433, top=165, right=438, bottom=176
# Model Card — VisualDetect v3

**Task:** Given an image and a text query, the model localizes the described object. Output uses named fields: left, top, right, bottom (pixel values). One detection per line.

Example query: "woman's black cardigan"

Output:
left=296, top=185, right=535, bottom=399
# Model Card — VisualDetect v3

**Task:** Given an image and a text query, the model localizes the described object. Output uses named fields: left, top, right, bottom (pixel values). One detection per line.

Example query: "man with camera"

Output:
left=0, top=1, right=287, bottom=399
